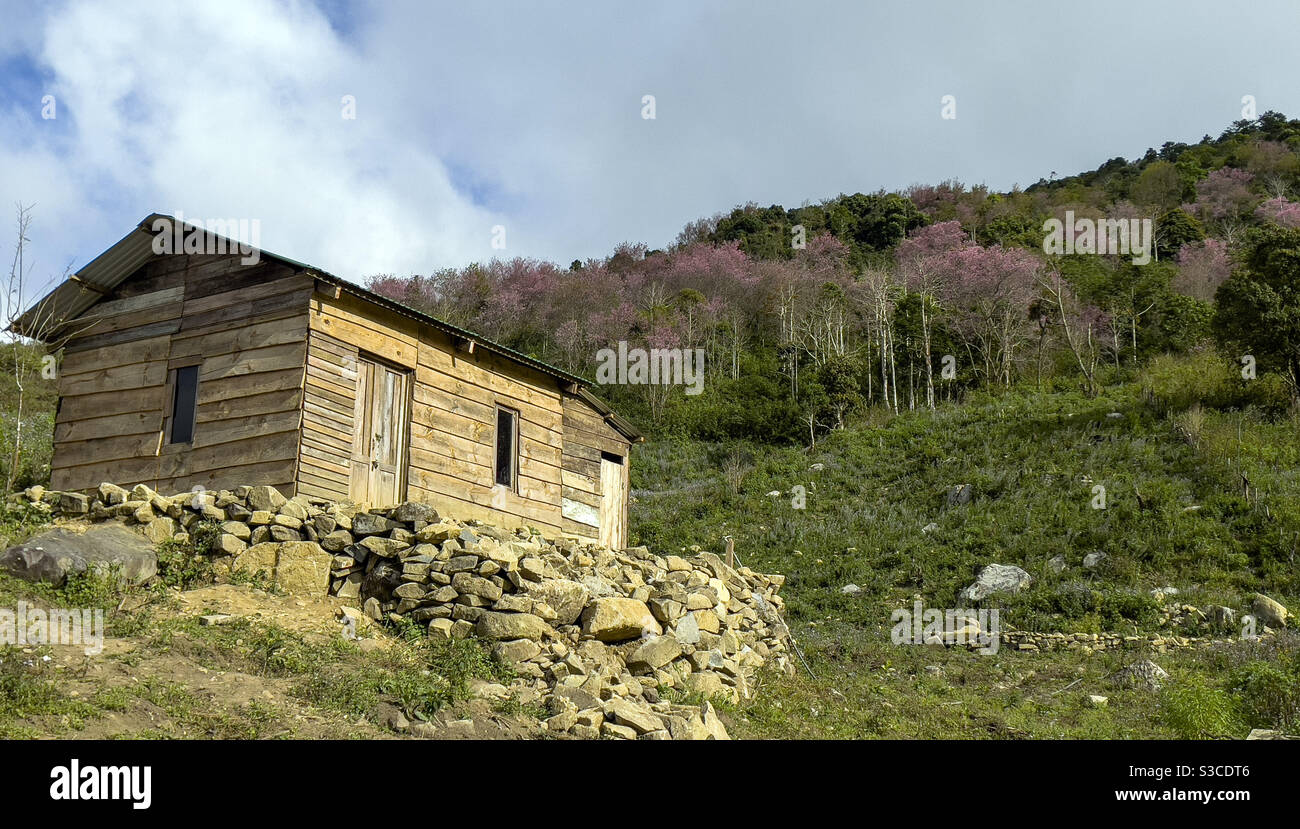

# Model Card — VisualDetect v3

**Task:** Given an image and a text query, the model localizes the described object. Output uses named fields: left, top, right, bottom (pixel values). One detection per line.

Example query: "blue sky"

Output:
left=2, top=0, right=1299, bottom=296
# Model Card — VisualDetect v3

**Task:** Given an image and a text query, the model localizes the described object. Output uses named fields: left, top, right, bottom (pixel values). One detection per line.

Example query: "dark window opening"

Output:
left=169, top=365, right=200, bottom=444
left=601, top=451, right=624, bottom=465
left=495, top=407, right=517, bottom=487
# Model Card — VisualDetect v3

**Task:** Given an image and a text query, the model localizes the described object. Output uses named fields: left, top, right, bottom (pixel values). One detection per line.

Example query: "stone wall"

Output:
left=18, top=483, right=794, bottom=740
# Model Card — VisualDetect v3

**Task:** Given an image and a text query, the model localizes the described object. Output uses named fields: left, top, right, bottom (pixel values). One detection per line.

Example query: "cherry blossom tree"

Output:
left=1173, top=239, right=1232, bottom=302
left=1184, top=168, right=1260, bottom=241
left=944, top=244, right=1040, bottom=385
left=896, top=221, right=968, bottom=408
left=1255, top=196, right=1300, bottom=229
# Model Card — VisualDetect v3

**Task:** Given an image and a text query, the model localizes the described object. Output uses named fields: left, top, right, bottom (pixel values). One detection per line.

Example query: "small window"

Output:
left=169, top=365, right=200, bottom=444
left=494, top=406, right=517, bottom=488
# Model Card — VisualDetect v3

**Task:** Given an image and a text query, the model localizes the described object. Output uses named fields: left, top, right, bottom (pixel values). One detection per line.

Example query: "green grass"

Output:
left=0, top=498, right=53, bottom=548
left=631, top=370, right=1300, bottom=738
left=141, top=612, right=512, bottom=725
left=632, top=382, right=1296, bottom=631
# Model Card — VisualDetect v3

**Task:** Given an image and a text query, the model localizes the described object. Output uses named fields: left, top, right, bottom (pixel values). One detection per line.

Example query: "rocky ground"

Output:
left=0, top=482, right=797, bottom=740
left=0, top=577, right=551, bottom=739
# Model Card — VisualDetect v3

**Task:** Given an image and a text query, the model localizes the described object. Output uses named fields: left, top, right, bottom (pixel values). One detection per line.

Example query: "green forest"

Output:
left=366, top=111, right=1300, bottom=446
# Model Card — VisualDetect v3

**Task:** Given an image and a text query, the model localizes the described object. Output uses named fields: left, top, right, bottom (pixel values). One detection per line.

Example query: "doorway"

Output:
left=598, top=451, right=627, bottom=549
left=349, top=356, right=410, bottom=507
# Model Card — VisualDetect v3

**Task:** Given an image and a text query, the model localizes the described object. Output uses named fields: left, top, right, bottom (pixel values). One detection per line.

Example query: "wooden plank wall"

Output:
left=50, top=253, right=311, bottom=496
left=560, top=395, right=631, bottom=542
left=298, top=328, right=360, bottom=501
left=307, top=291, right=568, bottom=534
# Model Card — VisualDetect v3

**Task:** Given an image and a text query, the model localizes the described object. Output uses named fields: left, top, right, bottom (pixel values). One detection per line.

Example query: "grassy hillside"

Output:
left=0, top=354, right=1294, bottom=740
left=629, top=361, right=1300, bottom=738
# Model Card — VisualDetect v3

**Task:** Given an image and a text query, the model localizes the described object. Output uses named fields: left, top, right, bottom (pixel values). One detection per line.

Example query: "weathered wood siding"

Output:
left=50, top=253, right=311, bottom=495
left=305, top=290, right=567, bottom=533
left=297, top=327, right=359, bottom=501
left=560, top=394, right=631, bottom=542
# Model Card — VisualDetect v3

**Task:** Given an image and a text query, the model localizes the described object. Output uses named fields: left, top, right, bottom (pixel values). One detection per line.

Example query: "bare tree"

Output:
left=1036, top=266, right=1104, bottom=398
left=3, top=204, right=74, bottom=491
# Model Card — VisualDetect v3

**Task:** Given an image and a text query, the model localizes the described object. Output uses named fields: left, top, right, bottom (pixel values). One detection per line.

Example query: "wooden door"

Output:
left=598, top=452, right=627, bottom=549
left=350, top=357, right=410, bottom=507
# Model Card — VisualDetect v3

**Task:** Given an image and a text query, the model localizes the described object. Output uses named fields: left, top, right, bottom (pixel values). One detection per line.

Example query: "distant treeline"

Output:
left=368, top=112, right=1300, bottom=444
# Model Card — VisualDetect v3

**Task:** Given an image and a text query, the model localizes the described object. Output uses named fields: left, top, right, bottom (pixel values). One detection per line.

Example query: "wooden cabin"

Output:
left=15, top=215, right=642, bottom=548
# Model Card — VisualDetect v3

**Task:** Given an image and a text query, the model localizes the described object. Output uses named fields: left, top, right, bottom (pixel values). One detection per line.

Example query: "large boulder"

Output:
left=957, top=564, right=1032, bottom=604
left=581, top=597, right=661, bottom=642
left=232, top=541, right=331, bottom=597
left=274, top=541, right=331, bottom=597
left=0, top=525, right=158, bottom=586
left=1250, top=594, right=1290, bottom=629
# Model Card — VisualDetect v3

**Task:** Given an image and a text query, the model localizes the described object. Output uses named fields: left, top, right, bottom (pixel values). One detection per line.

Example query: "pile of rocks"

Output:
left=16, top=482, right=794, bottom=740
left=996, top=628, right=1255, bottom=654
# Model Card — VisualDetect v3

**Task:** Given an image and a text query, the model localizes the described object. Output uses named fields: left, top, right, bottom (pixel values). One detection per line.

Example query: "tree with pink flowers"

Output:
left=1255, top=197, right=1300, bottom=230
left=1173, top=239, right=1232, bottom=302
left=896, top=221, right=968, bottom=408
left=1184, top=168, right=1260, bottom=240
left=944, top=244, right=1041, bottom=385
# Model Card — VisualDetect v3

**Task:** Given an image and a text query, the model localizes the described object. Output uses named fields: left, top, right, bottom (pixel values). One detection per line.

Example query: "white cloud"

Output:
left=4, top=0, right=496, bottom=285
left=3, top=0, right=1300, bottom=292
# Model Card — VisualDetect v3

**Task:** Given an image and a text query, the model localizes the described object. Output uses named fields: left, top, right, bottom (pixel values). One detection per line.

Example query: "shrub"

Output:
left=155, top=521, right=223, bottom=590
left=1227, top=659, right=1300, bottom=731
left=1162, top=677, right=1242, bottom=738
left=1140, top=351, right=1240, bottom=413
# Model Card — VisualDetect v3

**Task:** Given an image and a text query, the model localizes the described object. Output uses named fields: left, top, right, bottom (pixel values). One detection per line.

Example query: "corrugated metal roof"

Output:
left=12, top=222, right=158, bottom=338
left=13, top=214, right=643, bottom=443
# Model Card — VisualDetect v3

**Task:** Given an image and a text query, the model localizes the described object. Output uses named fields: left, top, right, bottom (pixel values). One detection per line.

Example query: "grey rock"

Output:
left=361, top=561, right=403, bottom=602
left=312, top=514, right=338, bottom=537
left=0, top=525, right=158, bottom=586
left=1204, top=605, right=1236, bottom=629
left=245, top=485, right=287, bottom=512
left=1112, top=659, right=1169, bottom=691
left=351, top=512, right=399, bottom=536
left=58, top=492, right=91, bottom=514
left=957, top=563, right=1032, bottom=604
left=390, top=501, right=439, bottom=524
left=321, top=530, right=354, bottom=552
left=673, top=612, right=701, bottom=645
